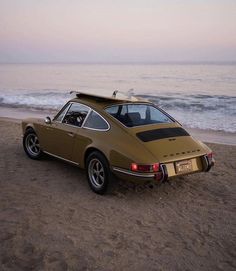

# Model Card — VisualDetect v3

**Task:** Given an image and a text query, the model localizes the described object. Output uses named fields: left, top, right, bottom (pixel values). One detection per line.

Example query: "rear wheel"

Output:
left=86, top=151, right=110, bottom=194
left=23, top=129, right=43, bottom=159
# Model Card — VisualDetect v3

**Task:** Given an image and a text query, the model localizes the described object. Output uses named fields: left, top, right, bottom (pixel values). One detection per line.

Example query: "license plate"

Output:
left=175, top=159, right=192, bottom=174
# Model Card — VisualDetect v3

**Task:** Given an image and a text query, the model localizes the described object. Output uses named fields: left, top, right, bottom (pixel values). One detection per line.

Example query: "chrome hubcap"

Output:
left=26, top=134, right=40, bottom=156
left=88, top=158, right=105, bottom=188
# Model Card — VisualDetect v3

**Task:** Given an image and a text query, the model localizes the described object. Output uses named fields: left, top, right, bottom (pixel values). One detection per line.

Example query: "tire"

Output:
left=86, top=151, right=111, bottom=194
left=23, top=128, right=43, bottom=160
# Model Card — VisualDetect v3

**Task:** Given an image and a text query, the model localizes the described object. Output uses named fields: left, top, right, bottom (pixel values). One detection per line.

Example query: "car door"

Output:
left=43, top=122, right=78, bottom=161
left=42, top=102, right=90, bottom=161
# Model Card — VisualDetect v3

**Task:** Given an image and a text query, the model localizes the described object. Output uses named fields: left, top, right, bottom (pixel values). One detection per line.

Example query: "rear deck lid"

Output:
left=129, top=124, right=206, bottom=162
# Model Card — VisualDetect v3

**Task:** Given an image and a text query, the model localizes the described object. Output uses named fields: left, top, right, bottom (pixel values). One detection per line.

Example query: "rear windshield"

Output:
left=105, top=104, right=174, bottom=127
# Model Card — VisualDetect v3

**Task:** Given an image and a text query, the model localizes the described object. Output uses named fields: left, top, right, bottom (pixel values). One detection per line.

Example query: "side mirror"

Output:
left=45, top=116, right=51, bottom=124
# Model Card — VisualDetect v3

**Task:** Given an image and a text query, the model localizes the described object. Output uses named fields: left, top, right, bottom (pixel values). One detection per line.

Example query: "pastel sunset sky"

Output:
left=0, top=0, right=235, bottom=63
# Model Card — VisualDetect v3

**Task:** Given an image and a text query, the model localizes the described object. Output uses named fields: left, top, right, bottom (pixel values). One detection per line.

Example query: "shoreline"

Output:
left=0, top=106, right=235, bottom=146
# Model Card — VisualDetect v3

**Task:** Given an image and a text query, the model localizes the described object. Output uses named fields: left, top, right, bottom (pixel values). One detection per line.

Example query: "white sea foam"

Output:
left=0, top=91, right=235, bottom=133
left=0, top=63, right=235, bottom=133
left=0, top=92, right=70, bottom=110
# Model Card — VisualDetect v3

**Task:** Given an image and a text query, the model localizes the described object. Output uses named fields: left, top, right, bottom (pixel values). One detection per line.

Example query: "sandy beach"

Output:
left=0, top=118, right=236, bottom=271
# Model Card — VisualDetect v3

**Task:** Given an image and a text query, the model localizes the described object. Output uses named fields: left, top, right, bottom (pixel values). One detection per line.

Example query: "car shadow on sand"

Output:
left=41, top=152, right=188, bottom=199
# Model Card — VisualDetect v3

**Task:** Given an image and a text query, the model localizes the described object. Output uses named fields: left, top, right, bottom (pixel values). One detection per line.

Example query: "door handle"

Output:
left=67, top=132, right=75, bottom=137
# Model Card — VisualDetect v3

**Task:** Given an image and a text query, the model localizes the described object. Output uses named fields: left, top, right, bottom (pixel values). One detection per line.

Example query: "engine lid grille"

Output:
left=136, top=127, right=190, bottom=142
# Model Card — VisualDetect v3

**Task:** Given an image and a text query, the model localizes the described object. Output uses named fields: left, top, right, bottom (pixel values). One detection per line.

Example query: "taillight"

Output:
left=131, top=163, right=138, bottom=171
left=207, top=152, right=214, bottom=164
left=130, top=163, right=159, bottom=172
left=152, top=163, right=159, bottom=172
left=207, top=152, right=213, bottom=159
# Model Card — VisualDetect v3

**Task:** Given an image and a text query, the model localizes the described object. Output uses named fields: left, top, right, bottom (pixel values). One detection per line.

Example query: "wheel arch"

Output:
left=22, top=124, right=43, bottom=160
left=22, top=122, right=37, bottom=134
left=84, top=147, right=109, bottom=168
left=25, top=125, right=35, bottom=132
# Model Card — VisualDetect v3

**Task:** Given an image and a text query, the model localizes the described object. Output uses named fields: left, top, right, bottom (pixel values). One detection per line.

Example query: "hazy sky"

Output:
left=0, top=0, right=235, bottom=63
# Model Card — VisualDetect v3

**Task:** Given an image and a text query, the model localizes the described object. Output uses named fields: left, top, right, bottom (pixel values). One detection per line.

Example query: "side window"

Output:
left=54, top=103, right=70, bottom=122
left=62, top=103, right=89, bottom=127
left=105, top=105, right=119, bottom=116
left=84, top=111, right=109, bottom=130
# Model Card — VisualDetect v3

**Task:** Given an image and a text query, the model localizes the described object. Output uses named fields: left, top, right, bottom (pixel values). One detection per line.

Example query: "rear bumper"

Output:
left=112, top=154, right=214, bottom=182
left=202, top=154, right=215, bottom=172
left=112, top=164, right=168, bottom=182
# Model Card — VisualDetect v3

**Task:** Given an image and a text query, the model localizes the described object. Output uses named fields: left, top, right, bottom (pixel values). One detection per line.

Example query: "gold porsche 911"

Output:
left=22, top=92, right=214, bottom=194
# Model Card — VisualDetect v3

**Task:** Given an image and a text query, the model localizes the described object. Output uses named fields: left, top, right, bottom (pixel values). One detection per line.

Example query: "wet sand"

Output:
left=0, top=119, right=236, bottom=270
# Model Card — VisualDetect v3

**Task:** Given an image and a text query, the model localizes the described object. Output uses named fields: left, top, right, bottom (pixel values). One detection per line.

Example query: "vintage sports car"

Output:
left=22, top=91, right=214, bottom=194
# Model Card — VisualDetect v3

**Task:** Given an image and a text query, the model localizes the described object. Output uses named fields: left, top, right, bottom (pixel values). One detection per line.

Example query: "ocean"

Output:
left=0, top=63, right=235, bottom=133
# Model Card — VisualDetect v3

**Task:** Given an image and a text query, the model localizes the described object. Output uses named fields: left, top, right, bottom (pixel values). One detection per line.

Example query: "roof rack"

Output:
left=69, top=90, right=140, bottom=102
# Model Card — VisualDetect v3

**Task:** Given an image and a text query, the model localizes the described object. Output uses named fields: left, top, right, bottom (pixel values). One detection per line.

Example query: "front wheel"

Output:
left=23, top=129, right=43, bottom=160
left=86, top=151, right=111, bottom=194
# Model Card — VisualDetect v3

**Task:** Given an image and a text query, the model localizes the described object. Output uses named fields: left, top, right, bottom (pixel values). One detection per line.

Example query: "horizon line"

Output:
left=0, top=60, right=236, bottom=65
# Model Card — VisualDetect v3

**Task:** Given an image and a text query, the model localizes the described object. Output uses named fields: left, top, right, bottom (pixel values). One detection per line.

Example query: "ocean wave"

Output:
left=0, top=90, right=236, bottom=133
left=137, top=94, right=236, bottom=115
left=136, top=94, right=236, bottom=132
left=0, top=91, right=70, bottom=110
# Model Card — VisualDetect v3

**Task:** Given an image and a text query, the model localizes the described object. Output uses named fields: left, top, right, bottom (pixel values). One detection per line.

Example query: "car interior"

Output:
left=63, top=111, right=87, bottom=127
left=107, top=104, right=173, bottom=127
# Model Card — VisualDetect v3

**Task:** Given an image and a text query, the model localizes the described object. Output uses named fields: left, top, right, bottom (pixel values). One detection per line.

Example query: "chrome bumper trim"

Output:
left=112, top=165, right=169, bottom=181
left=202, top=155, right=215, bottom=172
left=112, top=167, right=155, bottom=178
left=160, top=164, right=168, bottom=182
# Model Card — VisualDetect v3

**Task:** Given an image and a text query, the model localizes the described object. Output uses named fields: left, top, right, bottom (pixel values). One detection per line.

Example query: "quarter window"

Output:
left=84, top=111, right=109, bottom=130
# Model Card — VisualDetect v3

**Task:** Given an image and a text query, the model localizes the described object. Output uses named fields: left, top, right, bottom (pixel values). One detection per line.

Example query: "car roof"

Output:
left=70, top=92, right=151, bottom=111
